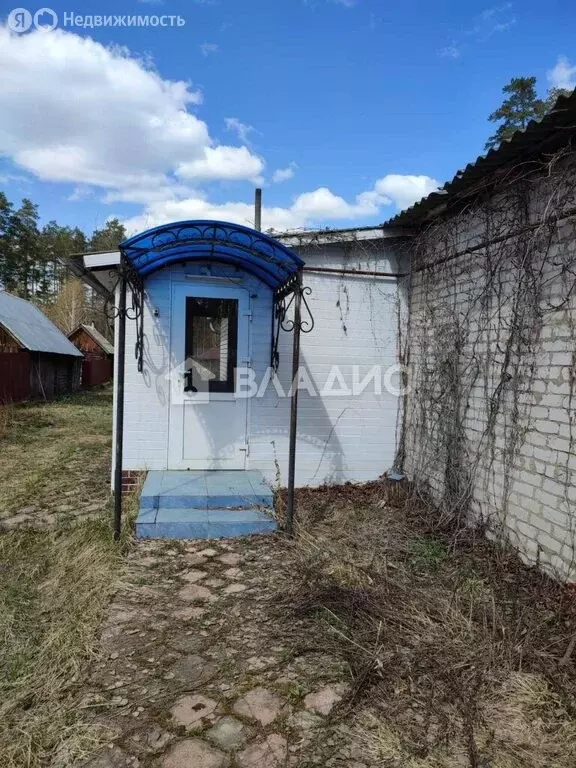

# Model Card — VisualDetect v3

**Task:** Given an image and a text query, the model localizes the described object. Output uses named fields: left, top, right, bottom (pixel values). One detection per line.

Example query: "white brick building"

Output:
left=72, top=225, right=405, bottom=492
left=390, top=91, right=576, bottom=581
left=71, top=90, right=576, bottom=568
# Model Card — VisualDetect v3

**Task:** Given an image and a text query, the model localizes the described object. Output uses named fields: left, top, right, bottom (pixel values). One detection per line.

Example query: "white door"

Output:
left=168, top=282, right=250, bottom=470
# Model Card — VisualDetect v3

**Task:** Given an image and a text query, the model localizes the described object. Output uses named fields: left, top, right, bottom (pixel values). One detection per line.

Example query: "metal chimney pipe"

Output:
left=254, top=188, right=262, bottom=231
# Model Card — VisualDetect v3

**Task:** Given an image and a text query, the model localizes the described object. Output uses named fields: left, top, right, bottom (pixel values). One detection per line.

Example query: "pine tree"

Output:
left=10, top=199, right=41, bottom=299
left=543, top=86, right=572, bottom=112
left=486, top=77, right=573, bottom=151
left=486, top=77, right=545, bottom=150
left=41, top=222, right=87, bottom=296
left=90, top=218, right=126, bottom=251
left=0, top=192, right=15, bottom=292
left=0, top=195, right=119, bottom=343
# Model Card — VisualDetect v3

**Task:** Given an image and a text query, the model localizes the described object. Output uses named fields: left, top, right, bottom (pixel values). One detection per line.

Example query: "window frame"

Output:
left=184, top=296, right=239, bottom=394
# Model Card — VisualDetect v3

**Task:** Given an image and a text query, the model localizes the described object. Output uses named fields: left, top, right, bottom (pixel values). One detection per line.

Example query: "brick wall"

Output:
left=113, top=236, right=404, bottom=489
left=121, top=470, right=145, bottom=493
left=403, top=169, right=576, bottom=581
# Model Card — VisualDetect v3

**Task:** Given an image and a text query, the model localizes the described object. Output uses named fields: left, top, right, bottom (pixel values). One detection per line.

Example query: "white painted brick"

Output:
left=547, top=507, right=571, bottom=528
left=548, top=434, right=572, bottom=453
left=117, top=248, right=401, bottom=488
left=532, top=447, right=552, bottom=462
left=538, top=421, right=560, bottom=435
left=541, top=477, right=564, bottom=495
left=538, top=533, right=563, bottom=556
left=516, top=520, right=538, bottom=539
left=405, top=172, right=576, bottom=580
left=529, top=432, right=549, bottom=448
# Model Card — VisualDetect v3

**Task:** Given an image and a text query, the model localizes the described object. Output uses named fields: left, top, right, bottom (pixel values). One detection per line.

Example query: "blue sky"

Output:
left=0, top=0, right=574, bottom=234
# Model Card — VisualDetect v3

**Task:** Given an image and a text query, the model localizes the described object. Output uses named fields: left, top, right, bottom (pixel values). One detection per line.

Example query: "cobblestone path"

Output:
left=78, top=536, right=371, bottom=768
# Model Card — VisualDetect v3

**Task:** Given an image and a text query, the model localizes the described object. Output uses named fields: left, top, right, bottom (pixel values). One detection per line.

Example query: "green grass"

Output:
left=0, top=388, right=134, bottom=767
left=410, top=537, right=449, bottom=570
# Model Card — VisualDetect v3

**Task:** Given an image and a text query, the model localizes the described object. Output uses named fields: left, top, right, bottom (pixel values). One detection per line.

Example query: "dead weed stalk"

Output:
left=281, top=484, right=576, bottom=767
left=0, top=401, right=14, bottom=440
left=0, top=520, right=124, bottom=768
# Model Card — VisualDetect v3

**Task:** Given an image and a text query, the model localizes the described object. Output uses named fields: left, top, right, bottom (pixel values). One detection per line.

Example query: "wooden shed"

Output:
left=68, top=324, right=114, bottom=388
left=0, top=290, right=83, bottom=403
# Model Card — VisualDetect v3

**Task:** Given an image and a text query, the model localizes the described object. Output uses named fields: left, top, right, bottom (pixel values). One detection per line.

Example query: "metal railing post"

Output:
left=113, top=270, right=127, bottom=540
left=285, top=272, right=302, bottom=534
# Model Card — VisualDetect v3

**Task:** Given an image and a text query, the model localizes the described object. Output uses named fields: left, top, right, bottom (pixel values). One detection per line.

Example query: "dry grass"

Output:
left=0, top=523, right=122, bottom=767
left=0, top=389, right=113, bottom=525
left=0, top=388, right=136, bottom=767
left=282, top=483, right=576, bottom=768
left=0, top=401, right=14, bottom=440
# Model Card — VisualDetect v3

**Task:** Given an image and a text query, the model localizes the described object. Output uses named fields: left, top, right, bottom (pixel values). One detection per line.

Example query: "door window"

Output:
left=185, top=297, right=239, bottom=393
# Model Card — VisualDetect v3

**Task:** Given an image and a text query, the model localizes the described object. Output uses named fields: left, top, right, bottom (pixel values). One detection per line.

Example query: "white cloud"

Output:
left=200, top=42, right=220, bottom=56
left=292, top=187, right=378, bottom=219
left=449, top=4, right=515, bottom=57
left=480, top=3, right=512, bottom=22
left=0, top=25, right=437, bottom=237
left=68, top=185, right=93, bottom=202
left=225, top=117, right=255, bottom=144
left=102, top=181, right=195, bottom=206
left=272, top=164, right=297, bottom=183
left=122, top=187, right=374, bottom=235
left=439, top=44, right=460, bottom=59
left=177, top=146, right=265, bottom=183
left=547, top=55, right=576, bottom=91
left=0, top=26, right=266, bottom=198
left=123, top=197, right=303, bottom=234
left=492, top=18, right=516, bottom=32
left=123, top=175, right=439, bottom=235
left=0, top=171, right=30, bottom=185
left=373, top=174, right=440, bottom=212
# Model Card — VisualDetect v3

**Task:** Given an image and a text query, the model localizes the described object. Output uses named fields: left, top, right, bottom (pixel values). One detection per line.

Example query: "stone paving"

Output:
left=77, top=535, right=372, bottom=768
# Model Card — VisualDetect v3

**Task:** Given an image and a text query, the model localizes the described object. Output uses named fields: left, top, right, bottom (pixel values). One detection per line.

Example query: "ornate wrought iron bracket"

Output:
left=121, top=221, right=303, bottom=290
left=106, top=255, right=145, bottom=373
left=271, top=278, right=314, bottom=372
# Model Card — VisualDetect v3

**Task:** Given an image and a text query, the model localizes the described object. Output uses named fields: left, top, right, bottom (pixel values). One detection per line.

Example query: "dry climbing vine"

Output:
left=399, top=147, right=576, bottom=577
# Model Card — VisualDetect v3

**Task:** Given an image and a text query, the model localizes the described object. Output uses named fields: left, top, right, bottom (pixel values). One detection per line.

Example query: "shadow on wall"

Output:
left=134, top=261, right=344, bottom=485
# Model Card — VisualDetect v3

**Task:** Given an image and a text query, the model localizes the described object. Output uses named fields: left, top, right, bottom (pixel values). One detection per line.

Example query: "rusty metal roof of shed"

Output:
left=385, top=89, right=576, bottom=229
left=69, top=324, right=114, bottom=356
left=0, top=291, right=83, bottom=357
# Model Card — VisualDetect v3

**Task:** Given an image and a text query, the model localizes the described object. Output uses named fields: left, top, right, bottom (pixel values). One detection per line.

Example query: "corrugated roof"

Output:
left=70, top=324, right=114, bottom=356
left=385, top=89, right=576, bottom=228
left=0, top=291, right=83, bottom=357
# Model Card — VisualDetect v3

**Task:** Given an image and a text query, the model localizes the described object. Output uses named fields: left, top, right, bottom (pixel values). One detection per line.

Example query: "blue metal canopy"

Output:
left=120, top=220, right=304, bottom=292
left=111, top=219, right=313, bottom=541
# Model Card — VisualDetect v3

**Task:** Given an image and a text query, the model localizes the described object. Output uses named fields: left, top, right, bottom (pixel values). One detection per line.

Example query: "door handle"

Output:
left=183, top=369, right=197, bottom=393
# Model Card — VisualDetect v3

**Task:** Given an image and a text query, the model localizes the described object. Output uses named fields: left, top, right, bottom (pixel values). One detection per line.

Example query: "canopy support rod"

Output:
left=285, top=271, right=302, bottom=535
left=113, top=271, right=127, bottom=541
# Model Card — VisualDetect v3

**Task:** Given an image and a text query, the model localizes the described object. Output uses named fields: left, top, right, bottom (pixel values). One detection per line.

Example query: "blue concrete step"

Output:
left=136, top=507, right=277, bottom=539
left=140, top=469, right=273, bottom=509
left=135, top=470, right=276, bottom=539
